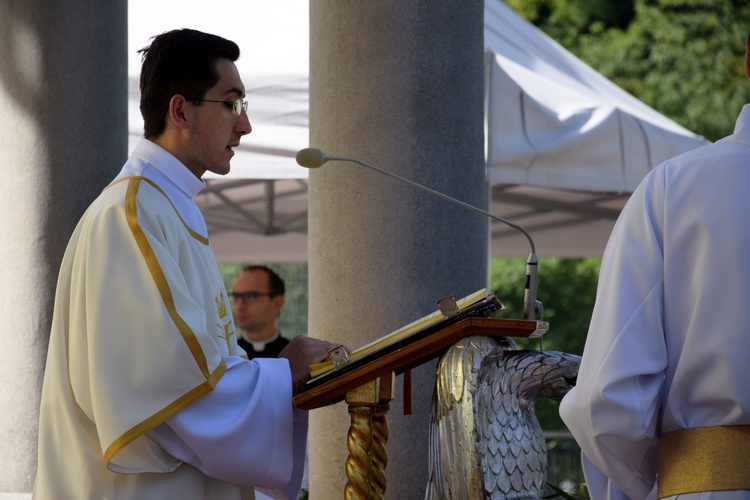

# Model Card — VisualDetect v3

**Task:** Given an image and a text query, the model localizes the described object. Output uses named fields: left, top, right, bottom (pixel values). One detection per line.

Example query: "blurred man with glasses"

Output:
left=34, top=28, right=340, bottom=500
left=231, top=265, right=292, bottom=360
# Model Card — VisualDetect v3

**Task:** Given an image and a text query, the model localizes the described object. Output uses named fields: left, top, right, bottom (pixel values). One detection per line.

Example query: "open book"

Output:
left=308, top=288, right=496, bottom=378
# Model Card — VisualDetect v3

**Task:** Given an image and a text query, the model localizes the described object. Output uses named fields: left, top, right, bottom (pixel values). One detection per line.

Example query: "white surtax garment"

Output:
left=560, top=105, right=750, bottom=499
left=34, top=139, right=305, bottom=499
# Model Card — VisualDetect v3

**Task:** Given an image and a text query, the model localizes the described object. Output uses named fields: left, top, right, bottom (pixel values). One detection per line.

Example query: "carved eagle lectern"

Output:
left=425, top=336, right=581, bottom=499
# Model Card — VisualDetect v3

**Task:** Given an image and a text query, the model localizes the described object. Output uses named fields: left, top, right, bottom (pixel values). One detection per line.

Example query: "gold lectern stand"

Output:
left=293, top=316, right=546, bottom=499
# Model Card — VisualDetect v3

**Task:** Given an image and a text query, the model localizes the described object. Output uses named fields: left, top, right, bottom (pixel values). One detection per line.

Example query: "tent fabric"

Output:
left=483, top=1, right=706, bottom=192
left=127, top=0, right=708, bottom=262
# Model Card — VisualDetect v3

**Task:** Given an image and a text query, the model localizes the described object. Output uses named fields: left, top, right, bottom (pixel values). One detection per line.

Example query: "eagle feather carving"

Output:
left=426, top=336, right=580, bottom=499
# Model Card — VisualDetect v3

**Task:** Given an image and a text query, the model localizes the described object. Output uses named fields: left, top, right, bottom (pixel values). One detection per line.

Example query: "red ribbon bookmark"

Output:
left=403, top=370, right=412, bottom=416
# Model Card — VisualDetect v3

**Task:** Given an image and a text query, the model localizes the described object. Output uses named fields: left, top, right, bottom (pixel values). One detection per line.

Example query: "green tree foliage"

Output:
left=491, top=257, right=599, bottom=354
left=505, top=0, right=635, bottom=36
left=504, top=0, right=750, bottom=142
left=490, top=257, right=601, bottom=429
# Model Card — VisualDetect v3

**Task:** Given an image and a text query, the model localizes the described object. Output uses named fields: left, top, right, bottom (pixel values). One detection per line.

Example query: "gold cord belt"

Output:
left=658, top=425, right=750, bottom=498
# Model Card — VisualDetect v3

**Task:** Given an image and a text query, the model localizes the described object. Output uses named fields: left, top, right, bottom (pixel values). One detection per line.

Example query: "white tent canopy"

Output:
left=481, top=0, right=707, bottom=257
left=128, top=0, right=707, bottom=262
left=484, top=1, right=704, bottom=192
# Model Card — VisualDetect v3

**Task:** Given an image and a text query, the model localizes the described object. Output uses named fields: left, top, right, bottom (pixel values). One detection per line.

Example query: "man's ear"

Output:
left=168, top=95, right=190, bottom=130
left=274, top=295, right=285, bottom=318
left=745, top=39, right=750, bottom=79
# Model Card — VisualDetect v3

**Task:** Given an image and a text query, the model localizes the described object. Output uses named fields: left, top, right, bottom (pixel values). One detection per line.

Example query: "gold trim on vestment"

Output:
left=110, top=176, right=209, bottom=245
left=105, top=360, right=226, bottom=464
left=125, top=178, right=211, bottom=378
left=658, top=425, right=750, bottom=498
left=103, top=178, right=225, bottom=464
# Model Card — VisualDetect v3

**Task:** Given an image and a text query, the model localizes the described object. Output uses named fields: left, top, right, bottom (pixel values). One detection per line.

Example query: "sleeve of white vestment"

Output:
left=559, top=166, right=668, bottom=499
left=147, top=356, right=307, bottom=494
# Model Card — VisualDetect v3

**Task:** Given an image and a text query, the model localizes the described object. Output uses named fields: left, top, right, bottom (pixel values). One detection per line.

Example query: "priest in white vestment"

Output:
left=33, top=29, right=340, bottom=500
left=560, top=38, right=750, bottom=499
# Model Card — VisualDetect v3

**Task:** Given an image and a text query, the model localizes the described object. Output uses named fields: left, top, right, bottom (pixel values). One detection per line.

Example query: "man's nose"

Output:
left=236, top=110, right=252, bottom=135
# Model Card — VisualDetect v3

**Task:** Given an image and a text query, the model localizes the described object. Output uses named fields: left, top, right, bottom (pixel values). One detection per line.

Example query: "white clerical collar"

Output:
left=129, top=139, right=206, bottom=199
left=244, top=330, right=281, bottom=351
left=116, top=139, right=208, bottom=236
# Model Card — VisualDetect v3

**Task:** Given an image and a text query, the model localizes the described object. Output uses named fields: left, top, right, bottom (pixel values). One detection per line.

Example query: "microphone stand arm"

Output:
left=327, top=154, right=542, bottom=321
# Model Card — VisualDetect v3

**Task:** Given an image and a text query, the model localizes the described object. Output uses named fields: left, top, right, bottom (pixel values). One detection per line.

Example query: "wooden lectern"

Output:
left=294, top=295, right=547, bottom=499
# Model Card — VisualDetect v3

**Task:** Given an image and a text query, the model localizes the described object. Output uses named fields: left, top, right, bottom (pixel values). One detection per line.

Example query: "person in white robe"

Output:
left=559, top=36, right=750, bottom=500
left=33, top=29, right=341, bottom=500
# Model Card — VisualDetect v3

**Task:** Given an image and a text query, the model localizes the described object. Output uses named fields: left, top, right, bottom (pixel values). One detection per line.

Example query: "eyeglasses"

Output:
left=230, top=291, right=273, bottom=304
left=189, top=97, right=248, bottom=116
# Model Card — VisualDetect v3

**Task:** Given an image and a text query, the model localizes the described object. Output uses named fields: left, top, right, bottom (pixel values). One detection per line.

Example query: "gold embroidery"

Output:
left=215, top=291, right=234, bottom=352
left=217, top=321, right=236, bottom=353
left=215, top=291, right=229, bottom=319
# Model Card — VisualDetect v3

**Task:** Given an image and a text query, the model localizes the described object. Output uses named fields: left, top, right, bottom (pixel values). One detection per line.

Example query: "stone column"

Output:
left=0, top=1, right=127, bottom=495
left=307, top=1, right=486, bottom=498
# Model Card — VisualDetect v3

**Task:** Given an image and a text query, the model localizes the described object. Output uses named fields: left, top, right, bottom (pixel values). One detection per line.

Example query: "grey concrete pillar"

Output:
left=308, top=1, right=486, bottom=498
left=0, top=1, right=127, bottom=495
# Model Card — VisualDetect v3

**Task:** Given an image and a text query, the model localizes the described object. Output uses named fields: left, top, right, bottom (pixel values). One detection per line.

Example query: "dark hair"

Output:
left=137, top=28, right=240, bottom=139
left=243, top=265, right=286, bottom=297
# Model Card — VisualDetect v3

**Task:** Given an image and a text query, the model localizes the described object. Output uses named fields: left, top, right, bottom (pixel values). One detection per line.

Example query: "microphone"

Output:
left=296, top=147, right=543, bottom=323
left=296, top=148, right=328, bottom=169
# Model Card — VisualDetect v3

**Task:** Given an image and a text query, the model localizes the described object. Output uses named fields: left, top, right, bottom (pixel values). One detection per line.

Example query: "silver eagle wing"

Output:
left=475, top=349, right=581, bottom=499
left=425, top=335, right=516, bottom=500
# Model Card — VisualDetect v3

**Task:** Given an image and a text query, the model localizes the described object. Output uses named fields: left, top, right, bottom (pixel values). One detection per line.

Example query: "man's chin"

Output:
left=209, top=164, right=231, bottom=176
